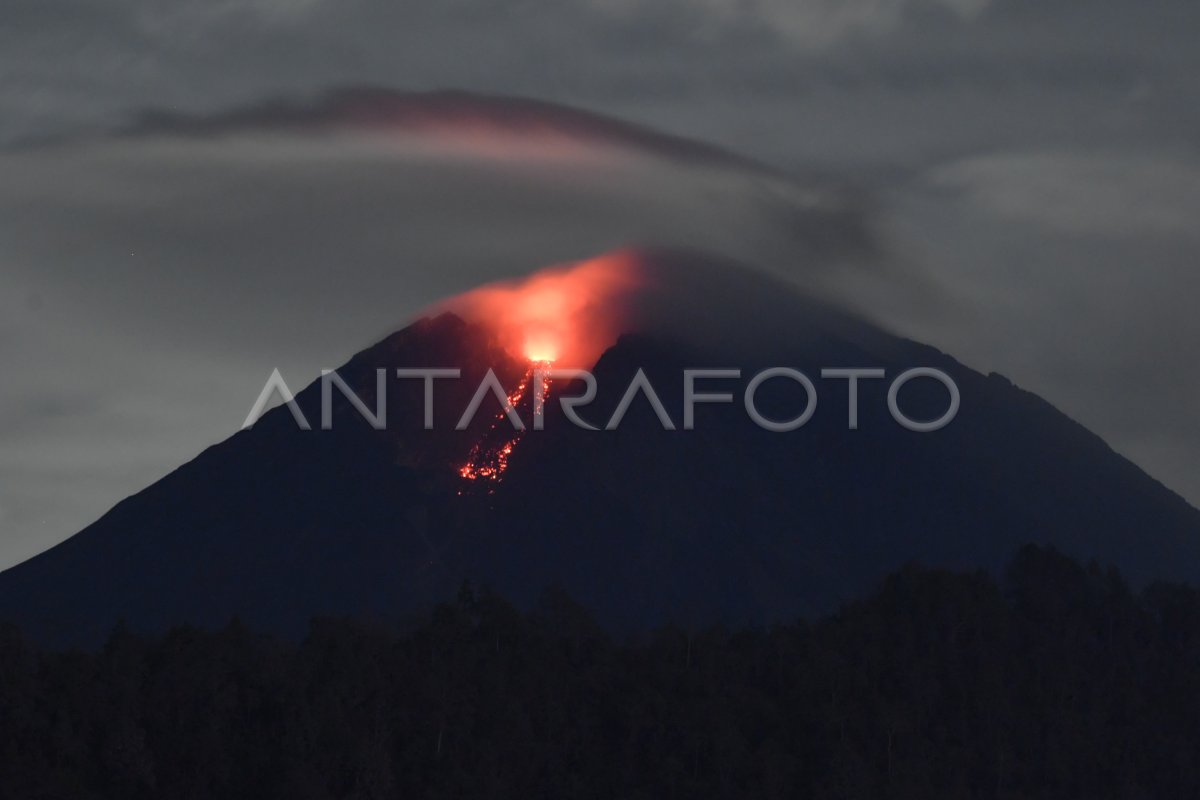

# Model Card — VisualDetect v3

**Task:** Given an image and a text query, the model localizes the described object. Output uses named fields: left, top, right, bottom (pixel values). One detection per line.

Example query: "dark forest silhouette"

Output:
left=2, top=545, right=1199, bottom=799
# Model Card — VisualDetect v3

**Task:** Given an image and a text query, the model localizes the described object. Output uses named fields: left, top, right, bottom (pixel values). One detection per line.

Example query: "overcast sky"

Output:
left=1, top=0, right=1198, bottom=569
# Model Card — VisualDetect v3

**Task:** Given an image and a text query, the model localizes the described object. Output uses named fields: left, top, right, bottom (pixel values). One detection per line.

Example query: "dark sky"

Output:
left=1, top=0, right=1198, bottom=568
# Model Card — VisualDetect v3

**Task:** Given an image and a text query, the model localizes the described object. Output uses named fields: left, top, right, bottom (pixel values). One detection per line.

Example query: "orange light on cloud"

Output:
left=436, top=250, right=646, bottom=368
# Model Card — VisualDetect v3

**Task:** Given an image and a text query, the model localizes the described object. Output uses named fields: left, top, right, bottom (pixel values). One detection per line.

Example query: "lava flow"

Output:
left=440, top=250, right=645, bottom=490
left=458, top=361, right=553, bottom=489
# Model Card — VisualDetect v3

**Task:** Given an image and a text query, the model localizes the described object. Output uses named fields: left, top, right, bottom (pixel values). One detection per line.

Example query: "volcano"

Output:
left=3, top=249, right=1200, bottom=646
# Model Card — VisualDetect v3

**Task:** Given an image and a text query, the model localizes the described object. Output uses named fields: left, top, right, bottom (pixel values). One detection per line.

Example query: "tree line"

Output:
left=2, top=544, right=1199, bottom=799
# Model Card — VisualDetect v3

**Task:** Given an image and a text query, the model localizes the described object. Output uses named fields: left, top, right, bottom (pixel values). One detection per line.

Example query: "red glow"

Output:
left=436, top=250, right=646, bottom=488
left=437, top=251, right=645, bottom=368
left=458, top=361, right=552, bottom=489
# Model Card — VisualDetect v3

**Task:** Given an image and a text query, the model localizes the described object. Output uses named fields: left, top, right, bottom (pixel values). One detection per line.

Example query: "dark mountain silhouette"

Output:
left=2, top=252, right=1199, bottom=646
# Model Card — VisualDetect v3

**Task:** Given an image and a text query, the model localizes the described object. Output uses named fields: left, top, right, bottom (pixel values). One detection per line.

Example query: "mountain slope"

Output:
left=2, top=255, right=1198, bottom=646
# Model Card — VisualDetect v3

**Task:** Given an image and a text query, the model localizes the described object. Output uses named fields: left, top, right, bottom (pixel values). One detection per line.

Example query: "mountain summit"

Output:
left=3, top=251, right=1198, bottom=646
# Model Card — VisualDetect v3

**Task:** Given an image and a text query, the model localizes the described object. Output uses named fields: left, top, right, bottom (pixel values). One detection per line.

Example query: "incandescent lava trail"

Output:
left=434, top=250, right=646, bottom=489
left=459, top=360, right=552, bottom=488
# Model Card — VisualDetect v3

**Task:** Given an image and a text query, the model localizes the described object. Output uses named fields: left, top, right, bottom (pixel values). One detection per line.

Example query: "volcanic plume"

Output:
left=434, top=249, right=646, bottom=368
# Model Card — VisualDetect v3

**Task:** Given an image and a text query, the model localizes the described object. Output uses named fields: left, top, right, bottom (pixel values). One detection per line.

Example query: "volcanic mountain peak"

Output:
left=2, top=256, right=1199, bottom=646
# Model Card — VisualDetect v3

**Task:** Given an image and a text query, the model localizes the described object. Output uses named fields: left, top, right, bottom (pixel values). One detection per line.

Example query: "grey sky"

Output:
left=1, top=0, right=1198, bottom=569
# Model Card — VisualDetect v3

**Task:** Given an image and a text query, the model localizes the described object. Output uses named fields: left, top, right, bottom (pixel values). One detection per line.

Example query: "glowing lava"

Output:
left=458, top=360, right=553, bottom=489
left=437, top=251, right=644, bottom=369
left=436, top=250, right=646, bottom=489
